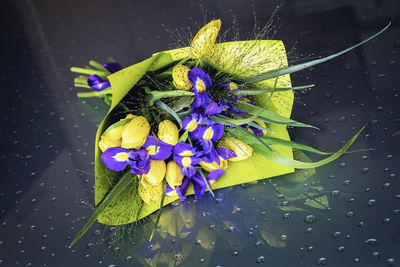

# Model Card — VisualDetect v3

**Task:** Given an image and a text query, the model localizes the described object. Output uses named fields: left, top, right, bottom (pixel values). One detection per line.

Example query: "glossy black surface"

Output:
left=1, top=0, right=400, bottom=266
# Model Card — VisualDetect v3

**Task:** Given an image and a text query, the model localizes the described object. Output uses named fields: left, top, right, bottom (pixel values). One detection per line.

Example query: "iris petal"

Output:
left=191, top=173, right=207, bottom=200
left=143, top=136, right=172, bottom=160
left=101, top=147, right=130, bottom=172
left=207, top=169, right=226, bottom=185
left=88, top=75, right=111, bottom=91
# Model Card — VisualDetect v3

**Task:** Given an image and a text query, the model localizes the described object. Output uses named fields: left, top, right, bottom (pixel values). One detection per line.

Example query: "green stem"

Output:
left=232, top=84, right=315, bottom=96
left=70, top=67, right=109, bottom=78
left=149, top=181, right=166, bottom=241
left=77, top=88, right=112, bottom=98
left=197, top=168, right=215, bottom=197
left=89, top=60, right=111, bottom=73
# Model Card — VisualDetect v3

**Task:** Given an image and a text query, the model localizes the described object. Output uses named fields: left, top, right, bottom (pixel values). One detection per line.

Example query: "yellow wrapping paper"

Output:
left=95, top=40, right=294, bottom=225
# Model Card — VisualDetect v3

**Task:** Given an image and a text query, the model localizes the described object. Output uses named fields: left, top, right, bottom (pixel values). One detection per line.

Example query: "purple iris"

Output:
left=87, top=62, right=122, bottom=91
left=192, top=123, right=224, bottom=163
left=101, top=147, right=131, bottom=172
left=187, top=68, right=224, bottom=116
left=166, top=169, right=225, bottom=201
left=173, top=142, right=202, bottom=177
left=127, top=149, right=151, bottom=175
left=182, top=113, right=204, bottom=132
left=142, top=136, right=172, bottom=160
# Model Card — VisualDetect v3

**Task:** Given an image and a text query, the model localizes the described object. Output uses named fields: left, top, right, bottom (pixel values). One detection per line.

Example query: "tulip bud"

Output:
left=121, top=116, right=150, bottom=149
left=172, top=65, right=192, bottom=90
left=190, top=19, right=221, bottom=59
left=199, top=157, right=227, bottom=172
left=165, top=161, right=183, bottom=189
left=138, top=180, right=163, bottom=204
left=142, top=160, right=166, bottom=186
left=222, top=137, right=253, bottom=162
left=98, top=115, right=135, bottom=152
left=158, top=120, right=179, bottom=145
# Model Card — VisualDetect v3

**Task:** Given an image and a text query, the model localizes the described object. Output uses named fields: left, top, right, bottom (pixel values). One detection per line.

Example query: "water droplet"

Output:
left=256, top=256, right=265, bottom=264
left=279, top=234, right=287, bottom=241
left=331, top=190, right=341, bottom=197
left=386, top=258, right=395, bottom=265
left=316, top=257, right=328, bottom=265
left=304, top=227, right=313, bottom=234
left=366, top=199, right=376, bottom=207
left=283, top=213, right=291, bottom=219
left=372, top=251, right=380, bottom=260
left=354, top=258, right=360, bottom=263
left=337, top=246, right=345, bottom=253
left=304, top=214, right=317, bottom=223
left=332, top=232, right=342, bottom=238
left=346, top=211, right=354, bottom=218
left=366, top=238, right=379, bottom=245
left=383, top=218, right=391, bottom=224
left=232, top=251, right=239, bottom=256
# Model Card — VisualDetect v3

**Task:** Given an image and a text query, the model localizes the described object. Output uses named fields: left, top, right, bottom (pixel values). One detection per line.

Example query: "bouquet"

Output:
left=69, top=19, right=389, bottom=247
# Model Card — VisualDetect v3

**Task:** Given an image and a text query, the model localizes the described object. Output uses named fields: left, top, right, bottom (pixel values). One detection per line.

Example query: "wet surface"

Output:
left=1, top=0, right=400, bottom=266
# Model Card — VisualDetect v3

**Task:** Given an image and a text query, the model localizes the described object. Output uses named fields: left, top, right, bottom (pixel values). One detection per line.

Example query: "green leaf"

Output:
left=149, top=181, right=166, bottom=241
left=231, top=84, right=314, bottom=96
left=146, top=90, right=194, bottom=106
left=155, top=100, right=183, bottom=129
left=69, top=172, right=136, bottom=248
left=243, top=23, right=391, bottom=83
left=179, top=130, right=189, bottom=142
left=259, top=135, right=330, bottom=155
left=229, top=126, right=366, bottom=169
left=213, top=113, right=262, bottom=126
left=234, top=101, right=318, bottom=129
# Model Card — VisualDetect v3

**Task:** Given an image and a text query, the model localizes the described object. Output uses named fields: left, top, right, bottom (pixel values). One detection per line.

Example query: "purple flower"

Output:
left=142, top=136, right=172, bottom=160
left=87, top=61, right=122, bottom=91
left=173, top=142, right=202, bottom=178
left=188, top=68, right=212, bottom=93
left=166, top=170, right=225, bottom=201
left=127, top=149, right=151, bottom=175
left=88, top=75, right=111, bottom=91
left=182, top=113, right=204, bottom=132
left=101, top=147, right=131, bottom=172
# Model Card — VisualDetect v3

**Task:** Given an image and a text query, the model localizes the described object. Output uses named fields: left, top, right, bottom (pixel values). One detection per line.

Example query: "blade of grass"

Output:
left=149, top=181, right=166, bottom=241
left=232, top=84, right=314, bottom=96
left=69, top=172, right=136, bottom=248
left=243, top=23, right=391, bottom=83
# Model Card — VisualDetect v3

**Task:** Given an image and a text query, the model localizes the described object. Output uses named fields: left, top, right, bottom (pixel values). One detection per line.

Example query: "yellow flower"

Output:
left=199, top=157, right=228, bottom=172
left=222, top=137, right=253, bottom=162
left=189, top=19, right=221, bottom=59
left=142, top=160, right=166, bottom=185
left=158, top=120, right=179, bottom=145
left=138, top=180, right=163, bottom=204
left=165, top=160, right=183, bottom=189
left=121, top=116, right=150, bottom=148
left=172, top=65, right=192, bottom=90
left=98, top=114, right=136, bottom=152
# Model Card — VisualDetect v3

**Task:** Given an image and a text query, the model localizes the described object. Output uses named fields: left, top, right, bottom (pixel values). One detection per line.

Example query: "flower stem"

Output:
left=77, top=88, right=112, bottom=98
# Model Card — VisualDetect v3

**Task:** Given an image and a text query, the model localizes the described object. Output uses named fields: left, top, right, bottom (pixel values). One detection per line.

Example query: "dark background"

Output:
left=1, top=0, right=400, bottom=266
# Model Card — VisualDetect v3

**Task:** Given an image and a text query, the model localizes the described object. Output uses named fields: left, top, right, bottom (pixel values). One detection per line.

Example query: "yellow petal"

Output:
left=199, top=157, right=227, bottom=172
left=190, top=19, right=221, bottom=59
left=142, top=160, right=166, bottom=185
left=158, top=120, right=179, bottom=145
left=172, top=65, right=192, bottom=90
left=165, top=161, right=183, bottom=189
left=222, top=137, right=253, bottom=162
left=121, top=116, right=150, bottom=148
left=98, top=136, right=122, bottom=152
left=138, top=180, right=163, bottom=204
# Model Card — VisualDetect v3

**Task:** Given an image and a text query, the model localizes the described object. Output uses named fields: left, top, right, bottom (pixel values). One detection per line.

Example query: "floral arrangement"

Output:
left=69, top=19, right=389, bottom=247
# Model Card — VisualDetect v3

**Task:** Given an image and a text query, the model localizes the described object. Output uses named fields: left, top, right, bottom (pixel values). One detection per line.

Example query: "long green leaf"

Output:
left=234, top=101, right=318, bottom=129
left=243, top=23, right=390, bottom=83
left=232, top=84, right=314, bottom=96
left=258, top=135, right=330, bottom=155
left=69, top=172, right=135, bottom=248
left=149, top=181, right=166, bottom=241
left=155, top=100, right=183, bottom=129
left=229, top=126, right=365, bottom=169
left=214, top=113, right=262, bottom=126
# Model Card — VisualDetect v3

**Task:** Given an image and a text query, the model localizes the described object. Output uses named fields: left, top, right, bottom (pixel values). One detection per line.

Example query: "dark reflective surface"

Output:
left=1, top=0, right=400, bottom=266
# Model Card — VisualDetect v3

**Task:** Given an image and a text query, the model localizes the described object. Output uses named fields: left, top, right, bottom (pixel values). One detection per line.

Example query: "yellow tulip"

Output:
left=190, top=19, right=221, bottom=59
left=138, top=180, right=163, bottom=204
left=172, top=65, right=192, bottom=90
left=142, top=160, right=166, bottom=185
left=165, top=161, right=183, bottom=189
left=98, top=114, right=135, bottom=152
left=158, top=120, right=179, bottom=145
left=222, top=137, right=253, bottom=162
left=121, top=116, right=150, bottom=148
left=199, top=157, right=228, bottom=172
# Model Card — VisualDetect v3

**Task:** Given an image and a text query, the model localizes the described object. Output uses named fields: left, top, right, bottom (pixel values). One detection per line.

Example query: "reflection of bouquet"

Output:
left=69, top=20, right=389, bottom=247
